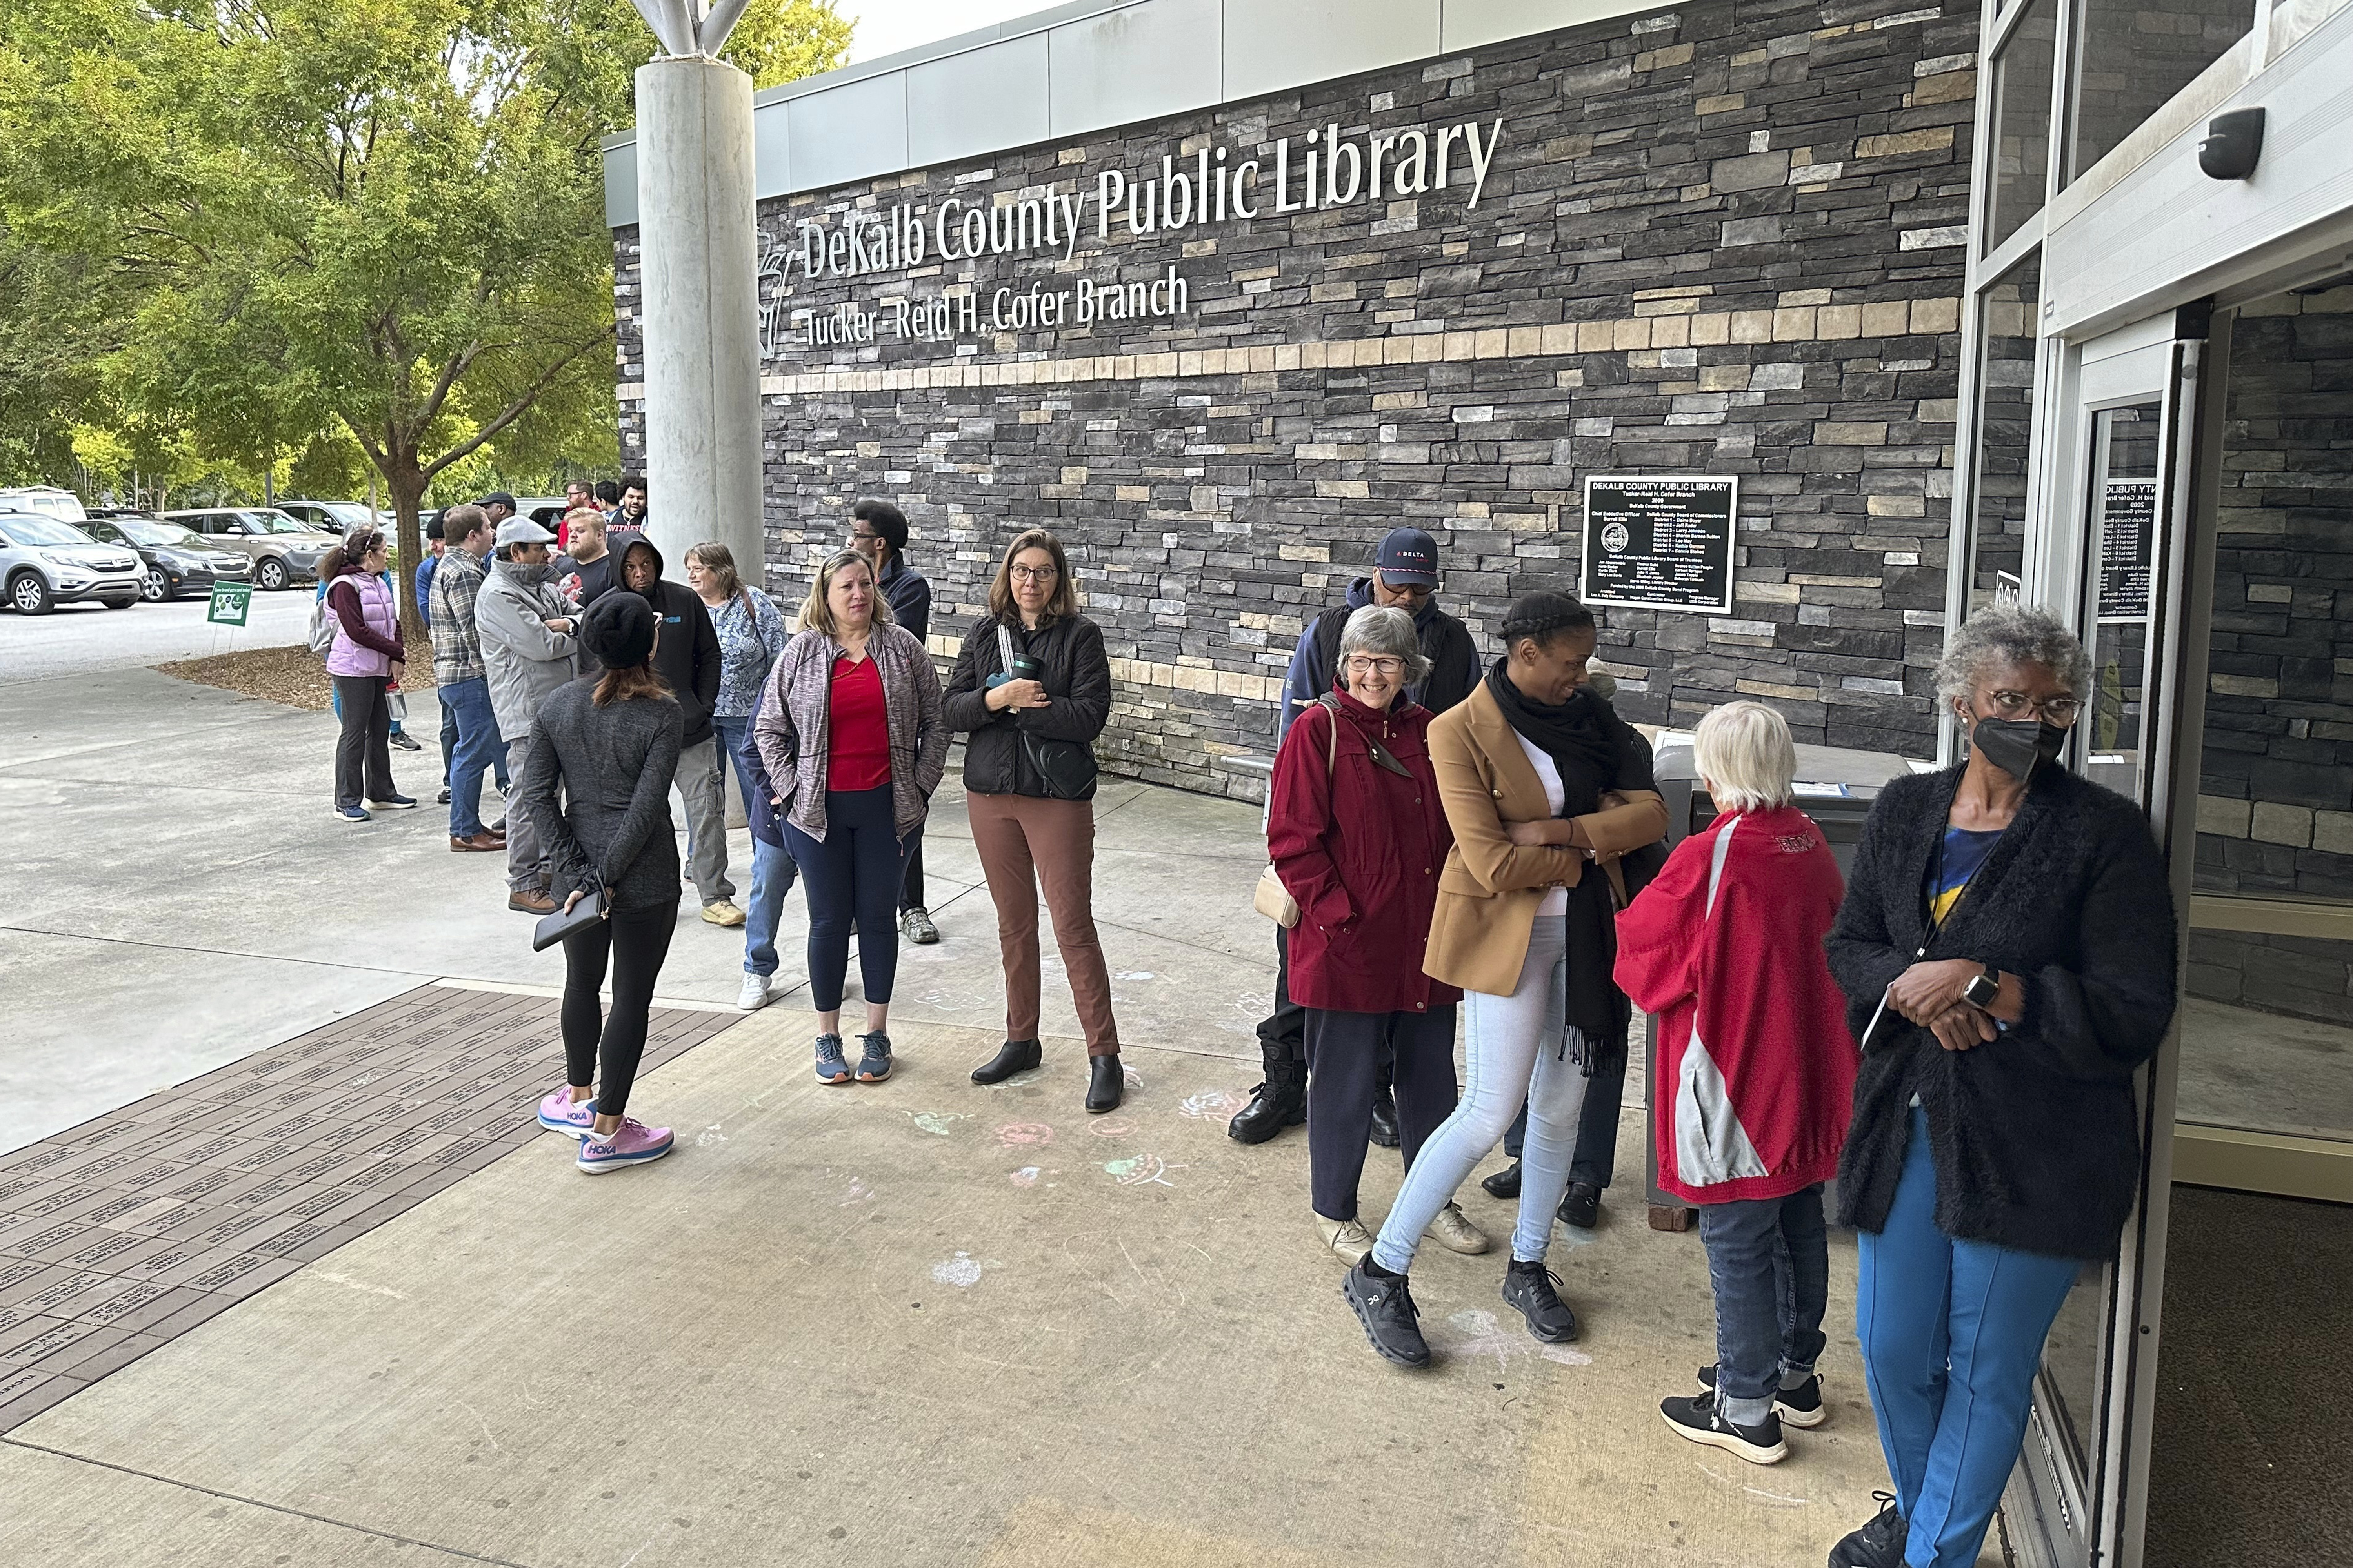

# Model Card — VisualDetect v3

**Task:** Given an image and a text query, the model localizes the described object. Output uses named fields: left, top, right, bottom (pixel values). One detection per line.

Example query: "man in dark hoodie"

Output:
left=618, top=537, right=737, bottom=927
left=1230, top=527, right=1481, bottom=1146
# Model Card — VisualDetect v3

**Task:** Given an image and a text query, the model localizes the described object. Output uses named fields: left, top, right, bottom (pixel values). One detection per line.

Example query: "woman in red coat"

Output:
left=1268, top=605, right=1489, bottom=1264
left=1614, top=701, right=1858, bottom=1466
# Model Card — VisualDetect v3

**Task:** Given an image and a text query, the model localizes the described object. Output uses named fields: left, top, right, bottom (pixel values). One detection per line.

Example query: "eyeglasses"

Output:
left=1344, top=656, right=1406, bottom=677
left=1984, top=689, right=2082, bottom=724
left=1010, top=564, right=1059, bottom=583
left=851, top=529, right=882, bottom=542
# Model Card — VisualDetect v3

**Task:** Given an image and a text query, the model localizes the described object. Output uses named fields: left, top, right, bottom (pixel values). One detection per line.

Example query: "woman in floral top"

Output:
left=687, top=542, right=791, bottom=829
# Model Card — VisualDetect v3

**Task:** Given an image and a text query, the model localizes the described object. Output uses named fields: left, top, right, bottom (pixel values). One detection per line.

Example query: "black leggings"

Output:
left=561, top=900, right=678, bottom=1117
left=783, top=786, right=907, bottom=1012
left=331, top=673, right=395, bottom=810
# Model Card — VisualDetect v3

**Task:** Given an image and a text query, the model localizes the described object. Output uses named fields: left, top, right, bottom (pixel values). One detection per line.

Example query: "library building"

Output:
left=602, top=0, right=2353, bottom=1561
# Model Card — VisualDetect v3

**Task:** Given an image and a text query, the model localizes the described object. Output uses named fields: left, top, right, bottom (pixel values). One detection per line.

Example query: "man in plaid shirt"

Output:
left=430, top=504, right=509, bottom=852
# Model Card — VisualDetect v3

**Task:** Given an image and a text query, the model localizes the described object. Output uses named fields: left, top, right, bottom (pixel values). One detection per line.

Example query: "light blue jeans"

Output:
left=743, top=834, right=798, bottom=978
left=1858, top=1106, right=2080, bottom=1568
left=1372, top=914, right=1591, bottom=1273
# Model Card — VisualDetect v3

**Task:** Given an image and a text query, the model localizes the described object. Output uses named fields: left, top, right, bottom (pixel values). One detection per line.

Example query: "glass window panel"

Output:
left=2082, top=400, right=2166, bottom=802
left=1967, top=250, right=2043, bottom=614
left=1988, top=0, right=2061, bottom=250
left=2179, top=291, right=2353, bottom=1146
left=2068, top=0, right=2255, bottom=180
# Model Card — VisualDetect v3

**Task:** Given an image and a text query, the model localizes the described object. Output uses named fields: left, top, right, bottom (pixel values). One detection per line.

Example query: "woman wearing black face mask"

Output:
left=1819, top=604, right=2179, bottom=1568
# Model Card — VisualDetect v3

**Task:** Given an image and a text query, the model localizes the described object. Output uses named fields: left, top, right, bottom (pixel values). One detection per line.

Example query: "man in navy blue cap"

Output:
left=1231, top=525, right=1480, bottom=1147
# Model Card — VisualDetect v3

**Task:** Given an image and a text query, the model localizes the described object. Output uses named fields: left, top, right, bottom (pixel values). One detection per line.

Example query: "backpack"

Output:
left=307, top=585, right=339, bottom=655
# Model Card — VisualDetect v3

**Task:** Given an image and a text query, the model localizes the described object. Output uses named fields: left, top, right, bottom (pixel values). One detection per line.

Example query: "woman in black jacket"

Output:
left=1820, top=605, right=2178, bottom=1568
left=944, top=529, right=1126, bottom=1112
left=523, top=593, right=687, bottom=1175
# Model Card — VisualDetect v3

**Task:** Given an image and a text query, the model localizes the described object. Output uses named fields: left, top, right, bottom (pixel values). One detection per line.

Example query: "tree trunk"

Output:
left=383, top=458, right=429, bottom=643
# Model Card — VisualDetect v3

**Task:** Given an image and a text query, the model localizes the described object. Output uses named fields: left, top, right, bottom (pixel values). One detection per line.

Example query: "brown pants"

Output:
left=967, top=791, right=1121, bottom=1056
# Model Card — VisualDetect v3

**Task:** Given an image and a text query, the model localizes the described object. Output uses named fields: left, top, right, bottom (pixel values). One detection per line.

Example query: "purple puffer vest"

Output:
left=325, top=571, right=398, bottom=678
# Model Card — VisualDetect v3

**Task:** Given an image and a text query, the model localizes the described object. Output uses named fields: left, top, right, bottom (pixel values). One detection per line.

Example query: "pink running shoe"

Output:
left=576, top=1118, right=675, bottom=1174
left=536, top=1088, right=596, bottom=1140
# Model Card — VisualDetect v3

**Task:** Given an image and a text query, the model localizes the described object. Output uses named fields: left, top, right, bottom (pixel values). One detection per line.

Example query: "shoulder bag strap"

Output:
left=1704, top=815, right=1740, bottom=919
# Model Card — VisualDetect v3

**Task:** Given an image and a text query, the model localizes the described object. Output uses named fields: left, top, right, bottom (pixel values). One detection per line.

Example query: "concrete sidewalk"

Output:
left=0, top=669, right=1271, bottom=1151
left=0, top=665, right=1935, bottom=1566
left=5, top=1008, right=1897, bottom=1567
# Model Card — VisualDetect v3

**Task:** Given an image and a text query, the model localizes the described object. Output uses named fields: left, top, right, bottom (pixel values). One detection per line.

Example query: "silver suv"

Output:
left=0, top=511, right=143, bottom=614
left=163, top=507, right=339, bottom=590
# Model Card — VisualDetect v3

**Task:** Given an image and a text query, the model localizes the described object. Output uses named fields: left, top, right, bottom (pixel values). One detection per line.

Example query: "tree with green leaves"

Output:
left=0, top=0, right=848, bottom=631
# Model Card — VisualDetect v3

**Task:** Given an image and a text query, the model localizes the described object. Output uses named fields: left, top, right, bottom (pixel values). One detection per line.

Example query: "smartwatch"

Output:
left=1962, top=964, right=2000, bottom=1010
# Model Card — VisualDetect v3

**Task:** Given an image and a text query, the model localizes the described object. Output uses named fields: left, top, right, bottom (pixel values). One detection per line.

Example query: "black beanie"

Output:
left=583, top=590, right=656, bottom=670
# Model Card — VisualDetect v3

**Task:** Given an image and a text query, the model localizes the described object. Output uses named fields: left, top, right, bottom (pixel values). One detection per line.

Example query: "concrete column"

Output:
left=633, top=55, right=764, bottom=587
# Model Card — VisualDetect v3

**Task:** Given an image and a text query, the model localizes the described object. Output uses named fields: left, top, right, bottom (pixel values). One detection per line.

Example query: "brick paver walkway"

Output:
left=0, top=985, right=732, bottom=1431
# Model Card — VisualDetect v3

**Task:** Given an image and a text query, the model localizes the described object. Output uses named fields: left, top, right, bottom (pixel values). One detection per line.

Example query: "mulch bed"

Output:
left=157, top=629, right=433, bottom=712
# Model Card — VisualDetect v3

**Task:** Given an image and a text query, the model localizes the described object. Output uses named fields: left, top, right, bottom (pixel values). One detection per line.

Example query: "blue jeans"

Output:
left=1858, top=1107, right=2080, bottom=1568
left=1699, top=1185, right=1830, bottom=1426
left=439, top=677, right=507, bottom=839
left=1372, top=915, right=1591, bottom=1273
left=713, top=716, right=759, bottom=811
left=744, top=834, right=799, bottom=978
left=782, top=787, right=909, bottom=1012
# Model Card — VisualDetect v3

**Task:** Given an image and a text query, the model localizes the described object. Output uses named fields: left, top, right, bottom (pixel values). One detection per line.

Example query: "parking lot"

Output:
left=0, top=588, right=314, bottom=685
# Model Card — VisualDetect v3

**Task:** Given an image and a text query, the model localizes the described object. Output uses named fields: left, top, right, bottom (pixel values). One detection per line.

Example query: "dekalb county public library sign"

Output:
left=762, top=113, right=1508, bottom=350
left=758, top=104, right=1738, bottom=623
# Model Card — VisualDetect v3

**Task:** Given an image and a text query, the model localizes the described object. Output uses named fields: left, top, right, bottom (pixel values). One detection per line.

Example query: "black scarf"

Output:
left=1484, top=659, right=1640, bottom=1071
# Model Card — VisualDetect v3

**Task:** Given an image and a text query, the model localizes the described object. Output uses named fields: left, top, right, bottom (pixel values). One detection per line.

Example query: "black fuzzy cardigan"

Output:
left=1826, top=763, right=2179, bottom=1261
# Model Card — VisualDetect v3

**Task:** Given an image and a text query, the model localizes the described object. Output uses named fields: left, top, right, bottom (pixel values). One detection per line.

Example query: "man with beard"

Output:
left=476, top=519, right=581, bottom=914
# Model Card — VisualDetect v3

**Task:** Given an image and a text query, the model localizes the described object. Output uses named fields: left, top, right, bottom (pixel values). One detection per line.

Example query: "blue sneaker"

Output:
left=366, top=793, right=418, bottom=810
left=332, top=804, right=371, bottom=823
left=855, top=1032, right=893, bottom=1083
left=814, top=1034, right=852, bottom=1085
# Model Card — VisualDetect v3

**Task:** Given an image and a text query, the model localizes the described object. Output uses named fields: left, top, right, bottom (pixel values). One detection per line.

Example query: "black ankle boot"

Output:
left=1368, top=1088, right=1400, bottom=1148
left=1086, top=1054, right=1124, bottom=1113
left=1228, top=1073, right=1307, bottom=1144
left=970, top=1037, right=1042, bottom=1085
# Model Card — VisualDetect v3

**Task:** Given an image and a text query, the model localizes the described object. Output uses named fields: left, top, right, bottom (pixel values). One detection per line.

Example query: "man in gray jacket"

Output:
left=477, top=519, right=581, bottom=914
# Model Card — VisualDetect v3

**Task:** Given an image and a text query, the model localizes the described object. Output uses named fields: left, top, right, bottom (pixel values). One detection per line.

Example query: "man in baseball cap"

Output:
left=477, top=492, right=519, bottom=531
left=1232, top=525, right=1483, bottom=1150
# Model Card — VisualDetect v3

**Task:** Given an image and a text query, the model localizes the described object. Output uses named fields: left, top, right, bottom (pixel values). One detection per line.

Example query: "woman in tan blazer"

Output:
left=1343, top=590, right=1668, bottom=1369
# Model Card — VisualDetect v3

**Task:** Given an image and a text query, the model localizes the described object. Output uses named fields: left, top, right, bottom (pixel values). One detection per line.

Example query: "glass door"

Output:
left=1997, top=306, right=2208, bottom=1568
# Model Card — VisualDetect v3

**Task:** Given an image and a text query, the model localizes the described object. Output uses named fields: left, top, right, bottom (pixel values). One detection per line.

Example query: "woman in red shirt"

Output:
left=751, top=551, right=946, bottom=1087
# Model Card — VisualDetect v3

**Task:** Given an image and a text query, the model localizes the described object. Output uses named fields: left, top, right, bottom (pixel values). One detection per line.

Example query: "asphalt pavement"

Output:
left=0, top=587, right=314, bottom=685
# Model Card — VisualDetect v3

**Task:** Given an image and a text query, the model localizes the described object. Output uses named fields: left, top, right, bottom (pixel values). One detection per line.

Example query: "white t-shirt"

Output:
left=1514, top=734, right=1571, bottom=917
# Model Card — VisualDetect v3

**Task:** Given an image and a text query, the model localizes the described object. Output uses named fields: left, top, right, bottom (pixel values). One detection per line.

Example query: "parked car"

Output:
left=162, top=507, right=340, bottom=590
left=0, top=511, right=142, bottom=614
left=275, top=500, right=384, bottom=537
left=79, top=513, right=253, bottom=602
left=0, top=485, right=90, bottom=525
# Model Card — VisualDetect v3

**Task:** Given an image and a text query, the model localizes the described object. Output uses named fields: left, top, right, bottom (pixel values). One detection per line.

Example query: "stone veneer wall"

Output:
left=2187, top=287, right=2353, bottom=1027
left=613, top=0, right=1979, bottom=799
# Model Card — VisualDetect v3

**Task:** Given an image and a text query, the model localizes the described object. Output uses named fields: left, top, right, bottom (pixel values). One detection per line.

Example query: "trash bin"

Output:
left=1638, top=735, right=1922, bottom=1230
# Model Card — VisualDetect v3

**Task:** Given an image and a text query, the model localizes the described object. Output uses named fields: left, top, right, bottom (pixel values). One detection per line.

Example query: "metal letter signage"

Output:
left=1578, top=475, right=1738, bottom=615
left=758, top=114, right=1510, bottom=360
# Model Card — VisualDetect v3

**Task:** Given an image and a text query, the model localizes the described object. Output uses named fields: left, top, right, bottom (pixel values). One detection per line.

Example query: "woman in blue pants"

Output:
left=1821, top=606, right=2178, bottom=1568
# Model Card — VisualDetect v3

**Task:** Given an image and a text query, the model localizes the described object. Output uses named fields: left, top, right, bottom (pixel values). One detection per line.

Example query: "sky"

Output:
left=841, top=0, right=1054, bottom=62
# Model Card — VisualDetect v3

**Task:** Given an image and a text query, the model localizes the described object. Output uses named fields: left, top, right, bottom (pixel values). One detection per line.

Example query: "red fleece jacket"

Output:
left=1614, top=806, right=1858, bottom=1204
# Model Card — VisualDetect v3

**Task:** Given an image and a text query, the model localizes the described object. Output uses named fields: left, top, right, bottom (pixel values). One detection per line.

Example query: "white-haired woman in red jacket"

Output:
left=1614, top=700, right=1858, bottom=1466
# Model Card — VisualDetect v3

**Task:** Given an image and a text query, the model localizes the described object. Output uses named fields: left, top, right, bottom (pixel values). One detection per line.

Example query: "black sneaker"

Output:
left=1659, top=1391, right=1787, bottom=1465
left=1480, top=1159, right=1522, bottom=1199
left=1500, top=1258, right=1579, bottom=1343
left=1828, top=1492, right=1907, bottom=1568
left=1342, top=1261, right=1430, bottom=1369
left=1698, top=1363, right=1827, bottom=1428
